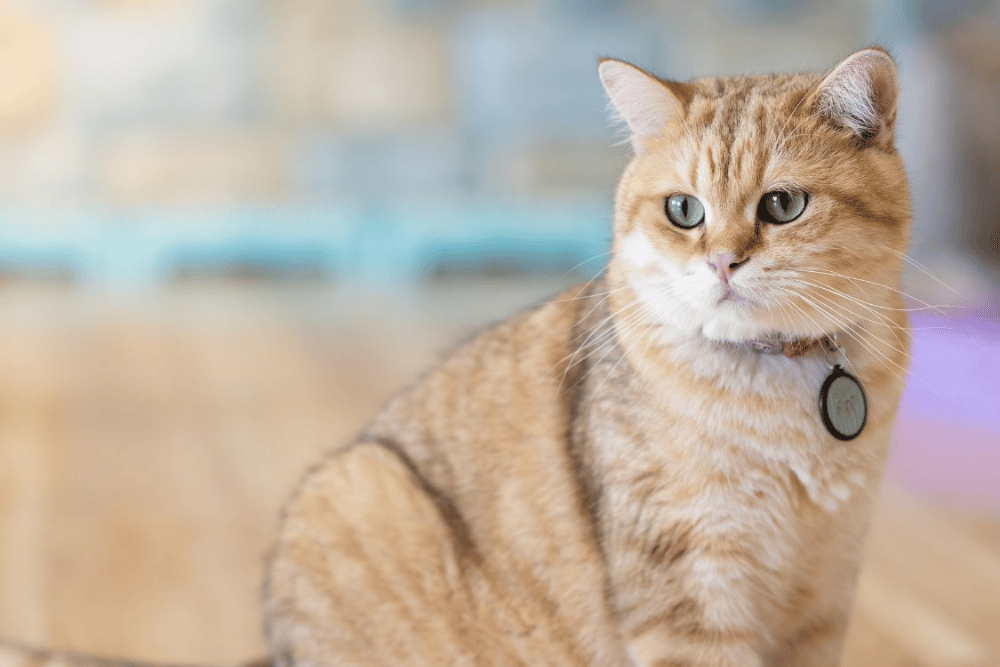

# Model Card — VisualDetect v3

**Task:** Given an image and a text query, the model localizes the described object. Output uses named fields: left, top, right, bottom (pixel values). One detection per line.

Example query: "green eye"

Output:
left=665, top=194, right=705, bottom=229
left=759, top=190, right=808, bottom=224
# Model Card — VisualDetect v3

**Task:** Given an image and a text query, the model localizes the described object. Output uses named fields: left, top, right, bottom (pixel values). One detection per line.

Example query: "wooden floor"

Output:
left=0, top=285, right=997, bottom=667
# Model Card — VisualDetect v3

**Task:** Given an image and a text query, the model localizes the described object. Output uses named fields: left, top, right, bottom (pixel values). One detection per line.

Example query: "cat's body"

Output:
left=265, top=50, right=911, bottom=667
left=265, top=280, right=906, bottom=667
left=1, top=49, right=911, bottom=667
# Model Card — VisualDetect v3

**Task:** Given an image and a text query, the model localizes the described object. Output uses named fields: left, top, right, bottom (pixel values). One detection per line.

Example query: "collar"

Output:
left=742, top=335, right=838, bottom=358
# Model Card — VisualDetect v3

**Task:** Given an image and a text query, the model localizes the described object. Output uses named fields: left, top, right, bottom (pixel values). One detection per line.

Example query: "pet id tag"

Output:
left=818, top=365, right=867, bottom=441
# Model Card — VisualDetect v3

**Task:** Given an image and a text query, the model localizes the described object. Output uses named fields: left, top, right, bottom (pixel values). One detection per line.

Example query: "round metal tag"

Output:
left=818, top=365, right=867, bottom=441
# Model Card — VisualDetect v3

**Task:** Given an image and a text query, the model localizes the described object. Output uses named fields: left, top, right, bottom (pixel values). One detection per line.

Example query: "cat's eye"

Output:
left=665, top=194, right=705, bottom=229
left=758, top=190, right=808, bottom=224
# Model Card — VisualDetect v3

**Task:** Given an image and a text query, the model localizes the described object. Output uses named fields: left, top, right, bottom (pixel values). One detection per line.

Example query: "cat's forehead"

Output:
left=652, top=72, right=830, bottom=211
left=680, top=73, right=823, bottom=136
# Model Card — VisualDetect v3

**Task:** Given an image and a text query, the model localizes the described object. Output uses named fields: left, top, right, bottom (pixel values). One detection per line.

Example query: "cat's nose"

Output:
left=707, top=252, right=748, bottom=282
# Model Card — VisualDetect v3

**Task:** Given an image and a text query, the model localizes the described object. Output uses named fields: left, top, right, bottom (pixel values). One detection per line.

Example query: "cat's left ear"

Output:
left=811, top=47, right=899, bottom=148
left=598, top=58, right=685, bottom=152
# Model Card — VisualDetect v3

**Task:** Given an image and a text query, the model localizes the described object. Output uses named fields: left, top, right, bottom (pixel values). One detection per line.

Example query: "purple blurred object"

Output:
left=886, top=293, right=1000, bottom=508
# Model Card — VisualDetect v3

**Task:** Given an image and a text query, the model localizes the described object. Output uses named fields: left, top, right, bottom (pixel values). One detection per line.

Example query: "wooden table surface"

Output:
left=0, top=284, right=996, bottom=667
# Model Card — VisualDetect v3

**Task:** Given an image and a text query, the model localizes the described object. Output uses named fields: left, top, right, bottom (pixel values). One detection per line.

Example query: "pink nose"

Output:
left=707, top=252, right=748, bottom=282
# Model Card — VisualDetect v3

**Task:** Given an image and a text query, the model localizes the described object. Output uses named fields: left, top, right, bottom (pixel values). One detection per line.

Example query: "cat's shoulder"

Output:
left=407, top=278, right=602, bottom=384
left=357, top=279, right=602, bottom=447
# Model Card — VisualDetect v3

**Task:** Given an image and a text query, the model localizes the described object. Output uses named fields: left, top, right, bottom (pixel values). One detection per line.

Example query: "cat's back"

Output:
left=264, top=280, right=628, bottom=667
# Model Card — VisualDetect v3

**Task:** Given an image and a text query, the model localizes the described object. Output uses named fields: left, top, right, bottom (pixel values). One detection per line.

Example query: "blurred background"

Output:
left=0, top=0, right=996, bottom=665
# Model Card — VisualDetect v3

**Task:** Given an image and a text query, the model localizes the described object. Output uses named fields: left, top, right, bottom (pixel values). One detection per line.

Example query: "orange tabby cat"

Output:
left=0, top=48, right=909, bottom=667
left=263, top=47, right=910, bottom=667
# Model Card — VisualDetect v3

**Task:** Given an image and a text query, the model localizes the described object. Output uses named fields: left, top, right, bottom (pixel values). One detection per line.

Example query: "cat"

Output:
left=0, top=47, right=910, bottom=667
left=262, top=47, right=911, bottom=667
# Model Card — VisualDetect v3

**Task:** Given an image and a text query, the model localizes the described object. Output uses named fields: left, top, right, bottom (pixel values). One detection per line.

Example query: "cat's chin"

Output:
left=698, top=318, right=772, bottom=344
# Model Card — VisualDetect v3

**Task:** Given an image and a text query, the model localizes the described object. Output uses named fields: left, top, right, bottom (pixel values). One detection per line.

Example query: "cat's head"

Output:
left=600, top=49, right=911, bottom=345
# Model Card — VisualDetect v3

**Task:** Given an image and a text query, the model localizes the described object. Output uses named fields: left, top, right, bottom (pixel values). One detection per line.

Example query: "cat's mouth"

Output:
left=716, top=285, right=757, bottom=308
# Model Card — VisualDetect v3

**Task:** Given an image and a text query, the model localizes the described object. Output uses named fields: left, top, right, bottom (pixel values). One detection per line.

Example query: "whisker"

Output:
left=776, top=292, right=865, bottom=379
left=790, top=290, right=915, bottom=385
left=555, top=251, right=613, bottom=283
left=775, top=279, right=945, bottom=393
left=792, top=282, right=916, bottom=369
left=789, top=278, right=912, bottom=345
left=550, top=275, right=644, bottom=306
left=551, top=279, right=675, bottom=390
left=589, top=314, right=641, bottom=396
left=558, top=275, right=665, bottom=356
left=874, top=242, right=963, bottom=297
left=568, top=283, right=658, bottom=349
left=803, top=287, right=949, bottom=390
left=587, top=297, right=671, bottom=398
left=795, top=268, right=953, bottom=313
left=572, top=302, right=652, bottom=392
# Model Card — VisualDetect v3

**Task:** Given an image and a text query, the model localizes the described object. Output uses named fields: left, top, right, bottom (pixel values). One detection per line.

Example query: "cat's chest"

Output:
left=587, top=344, right=873, bottom=557
left=588, top=348, right=876, bottom=634
left=591, top=345, right=848, bottom=473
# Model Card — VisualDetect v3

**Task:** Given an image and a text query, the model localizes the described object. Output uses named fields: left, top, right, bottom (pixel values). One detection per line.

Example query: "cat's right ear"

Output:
left=598, top=59, right=684, bottom=152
